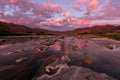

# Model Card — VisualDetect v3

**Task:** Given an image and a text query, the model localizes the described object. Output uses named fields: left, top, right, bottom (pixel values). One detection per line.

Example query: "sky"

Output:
left=0, top=0, right=120, bottom=31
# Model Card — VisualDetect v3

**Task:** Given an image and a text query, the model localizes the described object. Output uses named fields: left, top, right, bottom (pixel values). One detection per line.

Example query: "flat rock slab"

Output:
left=38, top=66, right=116, bottom=80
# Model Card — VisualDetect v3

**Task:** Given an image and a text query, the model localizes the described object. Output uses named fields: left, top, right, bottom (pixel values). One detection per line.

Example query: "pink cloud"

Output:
left=76, top=19, right=91, bottom=25
left=0, top=0, right=120, bottom=30
left=10, top=0, right=17, bottom=3
left=72, top=5, right=81, bottom=11
left=75, top=0, right=88, bottom=4
left=0, top=0, right=64, bottom=26
left=90, top=0, right=120, bottom=20
left=100, top=1, right=120, bottom=19
left=0, top=19, right=6, bottom=22
left=0, top=0, right=92, bottom=29
left=88, top=0, right=99, bottom=10
left=65, top=11, right=71, bottom=18
left=73, top=0, right=100, bottom=16
left=82, top=0, right=88, bottom=4
left=75, top=0, right=81, bottom=4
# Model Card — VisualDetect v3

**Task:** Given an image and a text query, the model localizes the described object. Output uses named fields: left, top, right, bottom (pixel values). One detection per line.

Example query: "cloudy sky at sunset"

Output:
left=0, top=0, right=120, bottom=30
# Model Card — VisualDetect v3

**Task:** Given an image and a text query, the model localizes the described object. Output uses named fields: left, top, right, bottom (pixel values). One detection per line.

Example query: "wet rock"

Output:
left=72, top=45, right=80, bottom=51
left=107, top=44, right=117, bottom=50
left=34, top=47, right=48, bottom=53
left=7, top=51, right=14, bottom=55
left=36, top=56, right=71, bottom=80
left=38, top=66, right=117, bottom=80
left=7, top=49, right=23, bottom=55
left=14, top=49, right=23, bottom=53
left=49, top=41, right=62, bottom=51
left=16, top=57, right=27, bottom=63
left=41, top=41, right=54, bottom=46
left=0, top=65, right=14, bottom=72
left=45, top=56, right=70, bottom=73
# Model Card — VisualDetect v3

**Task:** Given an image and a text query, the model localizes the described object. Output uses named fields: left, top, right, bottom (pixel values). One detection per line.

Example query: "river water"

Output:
left=0, top=36, right=120, bottom=80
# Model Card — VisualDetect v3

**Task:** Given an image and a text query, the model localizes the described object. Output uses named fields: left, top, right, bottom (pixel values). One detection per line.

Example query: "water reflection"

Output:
left=0, top=39, right=40, bottom=66
left=0, top=36, right=120, bottom=79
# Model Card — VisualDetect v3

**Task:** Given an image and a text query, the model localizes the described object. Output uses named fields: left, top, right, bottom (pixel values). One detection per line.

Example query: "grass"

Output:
left=101, top=33, right=120, bottom=40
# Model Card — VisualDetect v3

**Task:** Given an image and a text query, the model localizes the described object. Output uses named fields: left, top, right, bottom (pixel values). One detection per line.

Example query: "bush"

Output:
left=101, top=33, right=120, bottom=40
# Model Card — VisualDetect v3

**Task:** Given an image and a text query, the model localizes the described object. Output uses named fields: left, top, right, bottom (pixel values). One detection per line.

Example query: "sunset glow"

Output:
left=0, top=0, right=120, bottom=30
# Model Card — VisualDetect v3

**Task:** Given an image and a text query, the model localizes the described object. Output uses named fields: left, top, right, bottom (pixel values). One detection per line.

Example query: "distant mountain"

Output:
left=63, top=25, right=120, bottom=35
left=0, top=21, right=60, bottom=36
left=0, top=21, right=120, bottom=36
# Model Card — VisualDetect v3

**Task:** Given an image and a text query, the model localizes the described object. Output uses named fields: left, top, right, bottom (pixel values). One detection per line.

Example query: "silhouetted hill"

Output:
left=0, top=21, right=60, bottom=36
left=63, top=25, right=120, bottom=35
left=0, top=21, right=120, bottom=38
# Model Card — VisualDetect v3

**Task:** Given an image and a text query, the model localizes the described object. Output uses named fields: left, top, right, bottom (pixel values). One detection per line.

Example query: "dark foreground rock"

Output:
left=38, top=66, right=116, bottom=80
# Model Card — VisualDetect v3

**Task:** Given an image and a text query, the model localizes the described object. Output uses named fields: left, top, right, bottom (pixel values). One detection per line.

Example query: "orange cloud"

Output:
left=72, top=5, right=81, bottom=11
left=75, top=0, right=88, bottom=4
left=65, top=11, right=71, bottom=18
left=82, top=0, right=88, bottom=4
left=76, top=19, right=91, bottom=25
left=89, top=0, right=99, bottom=10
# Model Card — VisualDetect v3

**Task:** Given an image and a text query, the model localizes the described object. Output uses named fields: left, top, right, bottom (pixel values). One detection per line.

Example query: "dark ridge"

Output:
left=0, top=21, right=120, bottom=36
left=0, top=21, right=61, bottom=36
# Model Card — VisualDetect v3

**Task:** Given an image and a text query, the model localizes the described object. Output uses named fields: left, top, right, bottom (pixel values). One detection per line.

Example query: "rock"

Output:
left=7, top=49, right=23, bottom=55
left=0, top=65, right=14, bottom=72
left=107, top=44, right=117, bottom=50
left=7, top=51, right=14, bottom=55
left=36, top=55, right=116, bottom=80
left=50, top=41, right=62, bottom=51
left=14, top=49, right=23, bottom=53
left=34, top=47, right=48, bottom=53
left=16, top=57, right=27, bottom=63
left=45, top=56, right=70, bottom=73
left=38, top=66, right=117, bottom=80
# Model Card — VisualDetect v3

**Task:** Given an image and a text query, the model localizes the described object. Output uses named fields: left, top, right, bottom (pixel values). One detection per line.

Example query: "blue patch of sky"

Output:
left=32, top=0, right=84, bottom=18
left=32, top=0, right=46, bottom=3
left=4, top=5, right=14, bottom=16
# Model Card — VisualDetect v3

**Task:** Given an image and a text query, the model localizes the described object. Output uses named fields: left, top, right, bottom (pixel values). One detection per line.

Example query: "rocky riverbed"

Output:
left=0, top=36, right=120, bottom=80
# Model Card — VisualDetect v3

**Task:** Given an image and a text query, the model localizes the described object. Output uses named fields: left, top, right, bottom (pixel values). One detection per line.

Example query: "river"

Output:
left=0, top=36, right=120, bottom=80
